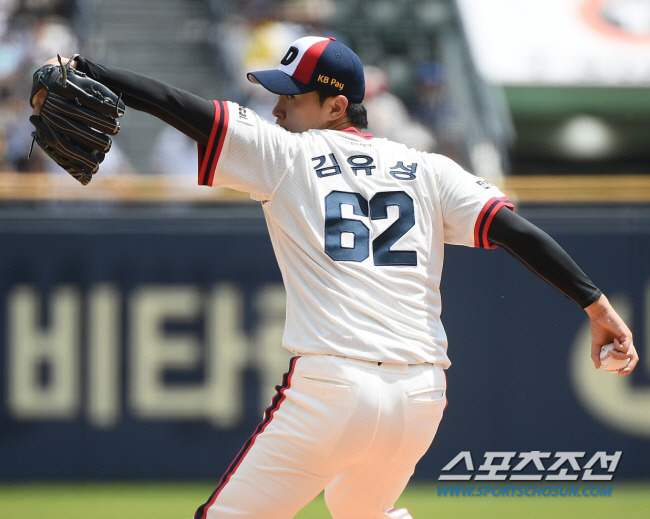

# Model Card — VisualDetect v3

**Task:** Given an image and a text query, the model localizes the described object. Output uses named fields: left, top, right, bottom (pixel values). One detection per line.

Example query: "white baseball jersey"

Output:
left=198, top=101, right=512, bottom=367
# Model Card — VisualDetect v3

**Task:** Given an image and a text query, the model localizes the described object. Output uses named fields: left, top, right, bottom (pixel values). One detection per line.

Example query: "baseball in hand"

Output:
left=599, top=343, right=630, bottom=372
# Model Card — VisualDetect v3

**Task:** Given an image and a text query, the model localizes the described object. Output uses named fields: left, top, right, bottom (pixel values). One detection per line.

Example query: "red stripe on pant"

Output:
left=194, top=356, right=300, bottom=519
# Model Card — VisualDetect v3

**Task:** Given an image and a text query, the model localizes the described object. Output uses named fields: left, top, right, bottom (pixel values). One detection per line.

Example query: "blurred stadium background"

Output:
left=1, top=0, right=649, bottom=517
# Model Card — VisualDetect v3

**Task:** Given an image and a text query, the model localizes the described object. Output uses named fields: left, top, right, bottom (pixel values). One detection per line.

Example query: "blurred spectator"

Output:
left=409, top=61, right=454, bottom=133
left=238, top=17, right=306, bottom=120
left=149, top=125, right=198, bottom=176
left=408, top=60, right=461, bottom=160
left=0, top=0, right=78, bottom=171
left=28, top=12, right=78, bottom=64
left=0, top=93, right=45, bottom=171
left=0, top=6, right=30, bottom=101
left=213, top=0, right=338, bottom=121
left=364, top=65, right=437, bottom=152
left=276, top=0, right=336, bottom=32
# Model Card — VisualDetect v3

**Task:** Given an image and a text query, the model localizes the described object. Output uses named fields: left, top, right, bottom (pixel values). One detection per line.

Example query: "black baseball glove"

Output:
left=29, top=55, right=126, bottom=185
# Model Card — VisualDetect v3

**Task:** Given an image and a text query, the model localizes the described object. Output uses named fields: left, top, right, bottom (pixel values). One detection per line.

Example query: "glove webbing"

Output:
left=29, top=114, right=102, bottom=175
left=40, top=102, right=113, bottom=153
left=44, top=92, right=121, bottom=135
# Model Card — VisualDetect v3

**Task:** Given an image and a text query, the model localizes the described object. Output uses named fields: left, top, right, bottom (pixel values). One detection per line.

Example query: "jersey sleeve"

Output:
left=434, top=154, right=514, bottom=248
left=197, top=101, right=297, bottom=199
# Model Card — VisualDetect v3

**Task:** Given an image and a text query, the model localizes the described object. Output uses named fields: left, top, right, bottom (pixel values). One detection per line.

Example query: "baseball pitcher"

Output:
left=31, top=36, right=638, bottom=519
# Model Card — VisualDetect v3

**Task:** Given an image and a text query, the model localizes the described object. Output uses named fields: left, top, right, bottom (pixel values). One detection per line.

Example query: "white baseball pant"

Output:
left=195, top=354, right=447, bottom=519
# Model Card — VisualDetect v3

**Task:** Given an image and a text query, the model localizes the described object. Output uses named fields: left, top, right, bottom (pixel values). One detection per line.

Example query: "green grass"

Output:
left=1, top=481, right=648, bottom=519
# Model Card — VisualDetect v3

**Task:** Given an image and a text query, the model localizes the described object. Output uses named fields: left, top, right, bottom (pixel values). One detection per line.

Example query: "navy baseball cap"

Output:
left=247, top=36, right=365, bottom=103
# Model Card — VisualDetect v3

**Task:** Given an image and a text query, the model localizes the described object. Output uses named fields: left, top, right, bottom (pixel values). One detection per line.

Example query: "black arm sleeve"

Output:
left=487, top=207, right=602, bottom=308
left=75, top=56, right=215, bottom=145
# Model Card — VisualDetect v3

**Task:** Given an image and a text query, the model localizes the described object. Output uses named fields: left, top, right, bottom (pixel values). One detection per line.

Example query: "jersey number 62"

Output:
left=324, top=190, right=417, bottom=266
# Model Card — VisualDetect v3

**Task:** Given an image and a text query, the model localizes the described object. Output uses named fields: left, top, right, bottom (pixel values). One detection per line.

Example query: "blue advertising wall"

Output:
left=0, top=202, right=648, bottom=481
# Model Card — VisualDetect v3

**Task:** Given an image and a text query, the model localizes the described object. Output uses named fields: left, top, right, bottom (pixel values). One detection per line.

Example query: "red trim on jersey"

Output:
left=474, top=197, right=514, bottom=249
left=293, top=39, right=330, bottom=84
left=193, top=356, right=300, bottom=519
left=198, top=100, right=229, bottom=187
left=341, top=127, right=374, bottom=140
